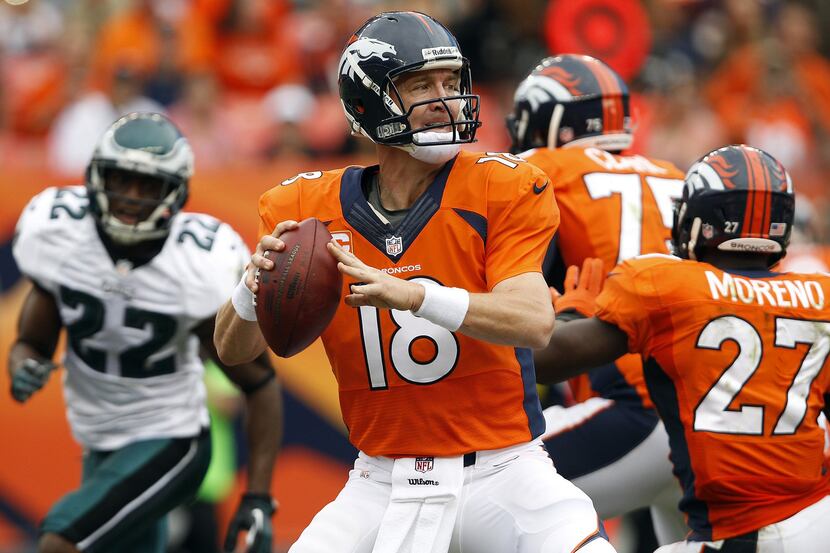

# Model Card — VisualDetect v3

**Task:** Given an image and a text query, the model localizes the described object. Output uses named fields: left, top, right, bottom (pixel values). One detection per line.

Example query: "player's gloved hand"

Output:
left=554, top=258, right=606, bottom=318
left=549, top=286, right=562, bottom=306
left=10, top=358, right=57, bottom=403
left=224, top=493, right=277, bottom=553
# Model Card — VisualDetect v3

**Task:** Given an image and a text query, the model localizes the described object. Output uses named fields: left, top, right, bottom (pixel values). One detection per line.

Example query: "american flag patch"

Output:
left=769, top=222, right=787, bottom=237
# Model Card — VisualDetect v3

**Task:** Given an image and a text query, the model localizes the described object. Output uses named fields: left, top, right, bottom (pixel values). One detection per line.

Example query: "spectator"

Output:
left=48, top=65, right=165, bottom=176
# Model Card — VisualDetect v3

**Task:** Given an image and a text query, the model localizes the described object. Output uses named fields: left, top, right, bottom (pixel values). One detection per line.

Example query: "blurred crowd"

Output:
left=0, top=0, right=828, bottom=242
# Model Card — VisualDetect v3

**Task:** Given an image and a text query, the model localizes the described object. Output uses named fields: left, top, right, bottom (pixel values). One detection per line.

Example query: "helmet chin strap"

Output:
left=687, top=217, right=702, bottom=261
left=546, top=104, right=564, bottom=150
left=398, top=131, right=461, bottom=164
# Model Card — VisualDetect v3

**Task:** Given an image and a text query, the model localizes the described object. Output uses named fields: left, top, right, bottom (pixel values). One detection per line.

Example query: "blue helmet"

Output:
left=338, top=12, right=481, bottom=147
left=507, top=54, right=632, bottom=154
left=672, top=144, right=795, bottom=266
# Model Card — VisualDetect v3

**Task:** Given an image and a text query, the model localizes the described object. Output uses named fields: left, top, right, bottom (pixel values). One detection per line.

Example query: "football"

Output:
left=255, top=217, right=342, bottom=357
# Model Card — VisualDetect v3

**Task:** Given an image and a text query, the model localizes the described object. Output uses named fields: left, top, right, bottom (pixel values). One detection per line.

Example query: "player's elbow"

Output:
left=527, top=313, right=555, bottom=349
left=527, top=328, right=554, bottom=350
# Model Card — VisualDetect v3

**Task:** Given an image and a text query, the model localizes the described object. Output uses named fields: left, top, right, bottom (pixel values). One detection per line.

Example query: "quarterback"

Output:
left=216, top=11, right=616, bottom=553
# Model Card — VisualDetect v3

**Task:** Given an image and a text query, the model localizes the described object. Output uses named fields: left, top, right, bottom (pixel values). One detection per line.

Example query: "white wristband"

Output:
left=232, top=273, right=258, bottom=321
left=412, top=283, right=469, bottom=331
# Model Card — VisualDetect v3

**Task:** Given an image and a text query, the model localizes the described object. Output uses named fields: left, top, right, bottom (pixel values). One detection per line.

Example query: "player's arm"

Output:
left=458, top=272, right=553, bottom=348
left=198, top=317, right=281, bottom=552
left=328, top=244, right=554, bottom=348
left=8, top=282, right=61, bottom=402
left=214, top=220, right=299, bottom=366
left=534, top=317, right=628, bottom=384
left=200, top=317, right=282, bottom=493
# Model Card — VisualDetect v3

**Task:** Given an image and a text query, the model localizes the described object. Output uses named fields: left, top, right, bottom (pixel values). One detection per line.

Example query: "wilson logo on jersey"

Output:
left=407, top=478, right=439, bottom=486
left=386, top=235, right=403, bottom=256
left=415, top=457, right=434, bottom=473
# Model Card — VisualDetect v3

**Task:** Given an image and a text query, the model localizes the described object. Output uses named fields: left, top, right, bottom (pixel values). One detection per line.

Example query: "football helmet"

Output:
left=338, top=11, right=481, bottom=148
left=507, top=54, right=632, bottom=154
left=671, top=144, right=795, bottom=266
left=86, top=112, right=193, bottom=245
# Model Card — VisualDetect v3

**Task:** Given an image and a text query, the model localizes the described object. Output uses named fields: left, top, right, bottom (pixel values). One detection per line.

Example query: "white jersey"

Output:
left=13, top=186, right=249, bottom=450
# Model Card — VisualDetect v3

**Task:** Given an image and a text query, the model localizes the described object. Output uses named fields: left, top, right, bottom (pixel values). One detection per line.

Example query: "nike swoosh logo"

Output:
left=533, top=181, right=549, bottom=195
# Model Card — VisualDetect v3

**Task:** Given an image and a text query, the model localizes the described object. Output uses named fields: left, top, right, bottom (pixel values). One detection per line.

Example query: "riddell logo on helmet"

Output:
left=422, top=47, right=459, bottom=60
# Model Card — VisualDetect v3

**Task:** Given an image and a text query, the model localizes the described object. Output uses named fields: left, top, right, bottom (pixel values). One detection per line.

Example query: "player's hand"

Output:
left=327, top=241, right=425, bottom=311
left=247, top=220, right=299, bottom=293
left=223, top=493, right=277, bottom=553
left=554, top=258, right=606, bottom=318
left=10, top=358, right=57, bottom=403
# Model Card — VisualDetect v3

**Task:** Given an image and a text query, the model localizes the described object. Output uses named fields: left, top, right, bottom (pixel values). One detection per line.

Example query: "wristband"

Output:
left=412, top=283, right=469, bottom=331
left=232, top=273, right=258, bottom=321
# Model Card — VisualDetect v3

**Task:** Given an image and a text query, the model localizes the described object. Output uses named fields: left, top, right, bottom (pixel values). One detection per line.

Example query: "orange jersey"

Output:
left=596, top=254, right=830, bottom=540
left=523, top=146, right=684, bottom=406
left=258, top=151, right=558, bottom=457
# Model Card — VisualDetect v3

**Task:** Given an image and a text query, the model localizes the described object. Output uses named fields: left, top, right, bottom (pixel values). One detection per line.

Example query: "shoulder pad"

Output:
left=621, top=253, right=683, bottom=273
left=167, top=213, right=250, bottom=320
left=13, top=186, right=93, bottom=291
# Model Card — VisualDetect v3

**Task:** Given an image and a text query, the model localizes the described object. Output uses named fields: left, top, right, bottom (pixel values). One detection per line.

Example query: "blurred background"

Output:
left=1, top=0, right=829, bottom=551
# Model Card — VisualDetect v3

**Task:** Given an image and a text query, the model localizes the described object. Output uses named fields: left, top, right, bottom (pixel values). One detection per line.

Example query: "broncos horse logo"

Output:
left=515, top=74, right=575, bottom=112
left=339, top=38, right=398, bottom=81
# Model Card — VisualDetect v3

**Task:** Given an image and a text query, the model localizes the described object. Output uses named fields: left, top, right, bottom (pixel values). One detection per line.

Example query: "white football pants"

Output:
left=654, top=494, right=830, bottom=552
left=288, top=439, right=617, bottom=553
left=543, top=398, right=688, bottom=545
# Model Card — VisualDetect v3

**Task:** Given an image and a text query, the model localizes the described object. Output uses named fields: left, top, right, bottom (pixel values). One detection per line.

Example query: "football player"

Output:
left=536, top=144, right=830, bottom=552
left=508, top=54, right=688, bottom=544
left=8, top=113, right=282, bottom=553
left=215, top=11, right=616, bottom=553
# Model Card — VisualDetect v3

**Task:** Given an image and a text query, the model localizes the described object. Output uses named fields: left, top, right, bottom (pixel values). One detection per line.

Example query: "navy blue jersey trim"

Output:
left=339, top=158, right=456, bottom=262
left=541, top=232, right=566, bottom=289
left=544, top=399, right=658, bottom=479
left=643, top=356, right=712, bottom=539
left=588, top=361, right=647, bottom=405
left=724, top=268, right=779, bottom=278
left=452, top=209, right=487, bottom=244
left=516, top=347, right=545, bottom=438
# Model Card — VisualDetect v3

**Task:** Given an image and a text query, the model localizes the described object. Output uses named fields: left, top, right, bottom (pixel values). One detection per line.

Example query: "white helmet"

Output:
left=86, top=112, right=193, bottom=245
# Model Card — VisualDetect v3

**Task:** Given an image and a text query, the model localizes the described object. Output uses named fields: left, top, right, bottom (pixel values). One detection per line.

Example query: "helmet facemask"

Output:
left=88, top=164, right=188, bottom=245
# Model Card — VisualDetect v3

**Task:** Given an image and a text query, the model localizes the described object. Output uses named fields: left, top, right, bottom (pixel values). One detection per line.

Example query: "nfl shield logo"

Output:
left=415, top=457, right=434, bottom=473
left=385, top=235, right=403, bottom=256
left=702, top=223, right=715, bottom=239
